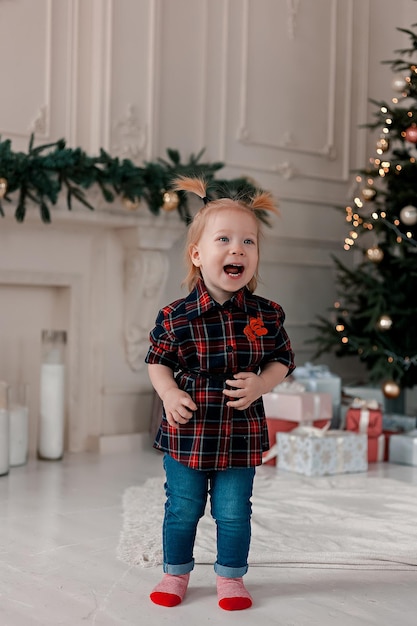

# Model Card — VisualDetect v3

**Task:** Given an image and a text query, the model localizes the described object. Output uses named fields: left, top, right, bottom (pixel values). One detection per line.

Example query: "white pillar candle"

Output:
left=9, top=404, right=29, bottom=466
left=0, top=381, right=10, bottom=476
left=38, top=363, right=65, bottom=460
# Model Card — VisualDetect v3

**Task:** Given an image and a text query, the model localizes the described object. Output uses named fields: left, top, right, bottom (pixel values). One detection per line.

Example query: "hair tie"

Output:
left=202, top=196, right=210, bottom=205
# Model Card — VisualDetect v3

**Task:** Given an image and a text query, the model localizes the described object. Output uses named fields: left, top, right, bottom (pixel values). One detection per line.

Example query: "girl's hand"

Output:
left=222, top=372, right=266, bottom=410
left=162, top=388, right=197, bottom=428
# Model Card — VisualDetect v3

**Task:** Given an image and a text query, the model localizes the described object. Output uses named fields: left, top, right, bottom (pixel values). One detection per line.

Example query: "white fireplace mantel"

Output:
left=0, top=199, right=186, bottom=455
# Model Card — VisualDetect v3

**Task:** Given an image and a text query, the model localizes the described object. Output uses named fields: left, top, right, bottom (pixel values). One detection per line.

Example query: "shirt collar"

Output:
left=185, top=279, right=259, bottom=320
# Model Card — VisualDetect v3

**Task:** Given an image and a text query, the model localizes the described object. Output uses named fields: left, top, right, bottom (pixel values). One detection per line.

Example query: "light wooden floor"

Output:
left=1, top=440, right=417, bottom=625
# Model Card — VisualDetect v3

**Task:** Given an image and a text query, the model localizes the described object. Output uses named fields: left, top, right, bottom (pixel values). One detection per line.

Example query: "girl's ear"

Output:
left=190, top=244, right=201, bottom=267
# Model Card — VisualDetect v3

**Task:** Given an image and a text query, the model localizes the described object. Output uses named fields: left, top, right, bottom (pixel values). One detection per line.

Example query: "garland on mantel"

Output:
left=0, top=135, right=262, bottom=225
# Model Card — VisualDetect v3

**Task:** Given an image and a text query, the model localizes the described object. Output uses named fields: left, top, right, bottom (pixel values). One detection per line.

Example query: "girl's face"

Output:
left=190, top=207, right=259, bottom=304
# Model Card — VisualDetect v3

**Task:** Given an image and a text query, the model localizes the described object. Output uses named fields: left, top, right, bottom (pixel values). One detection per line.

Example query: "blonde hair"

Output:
left=171, top=176, right=279, bottom=293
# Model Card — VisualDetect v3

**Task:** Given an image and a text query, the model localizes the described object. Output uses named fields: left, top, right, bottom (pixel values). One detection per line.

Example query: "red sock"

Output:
left=216, top=576, right=253, bottom=611
left=150, top=573, right=190, bottom=607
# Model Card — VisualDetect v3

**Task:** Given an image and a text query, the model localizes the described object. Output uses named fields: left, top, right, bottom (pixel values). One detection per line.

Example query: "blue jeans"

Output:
left=162, top=454, right=256, bottom=577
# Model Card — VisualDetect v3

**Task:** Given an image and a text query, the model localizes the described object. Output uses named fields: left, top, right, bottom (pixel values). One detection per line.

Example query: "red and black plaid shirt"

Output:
left=145, top=279, right=295, bottom=470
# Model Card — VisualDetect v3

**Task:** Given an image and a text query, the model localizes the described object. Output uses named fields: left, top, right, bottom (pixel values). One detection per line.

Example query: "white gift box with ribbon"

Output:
left=277, top=425, right=368, bottom=477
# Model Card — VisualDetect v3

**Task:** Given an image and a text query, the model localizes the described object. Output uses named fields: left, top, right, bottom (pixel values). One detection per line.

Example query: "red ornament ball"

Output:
left=404, top=124, right=417, bottom=143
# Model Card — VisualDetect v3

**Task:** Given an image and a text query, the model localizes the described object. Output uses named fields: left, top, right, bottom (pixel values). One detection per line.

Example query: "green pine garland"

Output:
left=0, top=135, right=263, bottom=225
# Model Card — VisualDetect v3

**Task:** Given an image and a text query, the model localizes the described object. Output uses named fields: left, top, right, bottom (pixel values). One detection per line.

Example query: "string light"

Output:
left=379, top=217, right=417, bottom=247
left=332, top=318, right=417, bottom=368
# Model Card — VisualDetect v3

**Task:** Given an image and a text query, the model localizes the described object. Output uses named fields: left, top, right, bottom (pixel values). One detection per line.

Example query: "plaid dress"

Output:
left=145, top=279, right=295, bottom=470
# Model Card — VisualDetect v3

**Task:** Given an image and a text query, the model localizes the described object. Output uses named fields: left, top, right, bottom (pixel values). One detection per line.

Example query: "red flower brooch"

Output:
left=243, top=317, right=268, bottom=341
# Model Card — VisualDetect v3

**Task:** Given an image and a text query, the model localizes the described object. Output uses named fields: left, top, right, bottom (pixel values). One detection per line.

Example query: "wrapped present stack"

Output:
left=262, top=380, right=332, bottom=466
left=263, top=371, right=417, bottom=473
left=341, top=385, right=417, bottom=466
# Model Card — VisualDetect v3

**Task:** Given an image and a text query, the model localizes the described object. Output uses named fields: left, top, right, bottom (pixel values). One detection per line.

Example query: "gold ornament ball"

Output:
left=122, top=196, right=141, bottom=211
left=361, top=187, right=377, bottom=201
left=0, top=177, right=8, bottom=199
left=162, top=190, right=180, bottom=212
left=376, top=314, right=393, bottom=331
left=399, top=204, right=417, bottom=226
left=366, top=246, right=384, bottom=263
left=391, top=76, right=408, bottom=92
left=382, top=380, right=401, bottom=399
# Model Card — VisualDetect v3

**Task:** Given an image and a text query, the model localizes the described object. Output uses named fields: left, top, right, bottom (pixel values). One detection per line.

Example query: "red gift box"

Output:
left=368, top=434, right=385, bottom=463
left=346, top=404, right=382, bottom=437
left=262, top=417, right=330, bottom=466
left=383, top=430, right=399, bottom=462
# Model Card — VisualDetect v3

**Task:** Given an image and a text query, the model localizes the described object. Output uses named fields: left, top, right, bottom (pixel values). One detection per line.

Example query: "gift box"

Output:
left=262, top=416, right=329, bottom=466
left=388, top=429, right=417, bottom=466
left=383, top=430, right=398, bottom=462
left=292, top=362, right=341, bottom=427
left=368, top=434, right=385, bottom=463
left=382, top=413, right=417, bottom=433
left=263, top=390, right=332, bottom=424
left=345, top=399, right=383, bottom=437
left=277, top=428, right=368, bottom=477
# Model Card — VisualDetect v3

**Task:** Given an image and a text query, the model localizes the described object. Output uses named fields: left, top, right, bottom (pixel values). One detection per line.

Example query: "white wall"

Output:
left=0, top=0, right=415, bottom=447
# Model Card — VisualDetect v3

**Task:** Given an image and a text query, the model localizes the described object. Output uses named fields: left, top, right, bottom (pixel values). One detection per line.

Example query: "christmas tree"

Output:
left=311, top=21, right=417, bottom=402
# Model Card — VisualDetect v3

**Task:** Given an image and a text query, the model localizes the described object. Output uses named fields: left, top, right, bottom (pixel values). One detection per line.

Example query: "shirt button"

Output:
left=226, top=345, right=233, bottom=352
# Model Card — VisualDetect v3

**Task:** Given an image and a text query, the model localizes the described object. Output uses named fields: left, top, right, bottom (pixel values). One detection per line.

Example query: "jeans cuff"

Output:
left=214, top=562, right=248, bottom=578
left=163, top=559, right=194, bottom=575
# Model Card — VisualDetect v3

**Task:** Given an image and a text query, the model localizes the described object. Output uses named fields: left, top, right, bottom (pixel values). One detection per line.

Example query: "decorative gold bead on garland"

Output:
left=122, top=196, right=141, bottom=211
left=382, top=380, right=401, bottom=399
left=162, top=190, right=180, bottom=212
left=0, top=178, right=7, bottom=198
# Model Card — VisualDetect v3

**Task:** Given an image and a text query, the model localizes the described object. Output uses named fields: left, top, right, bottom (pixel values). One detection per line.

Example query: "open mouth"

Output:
left=224, top=264, right=244, bottom=277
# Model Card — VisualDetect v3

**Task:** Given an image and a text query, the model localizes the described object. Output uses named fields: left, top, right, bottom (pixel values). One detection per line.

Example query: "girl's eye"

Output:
left=219, top=236, right=229, bottom=242
left=244, top=238, right=255, bottom=245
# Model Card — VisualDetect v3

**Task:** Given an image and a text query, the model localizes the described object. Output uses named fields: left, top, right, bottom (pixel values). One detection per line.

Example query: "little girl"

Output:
left=145, top=176, right=295, bottom=610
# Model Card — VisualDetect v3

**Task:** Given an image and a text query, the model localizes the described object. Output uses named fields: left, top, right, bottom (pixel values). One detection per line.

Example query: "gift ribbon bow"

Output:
left=292, top=422, right=331, bottom=437
left=273, top=381, right=306, bottom=393
left=350, top=398, right=380, bottom=410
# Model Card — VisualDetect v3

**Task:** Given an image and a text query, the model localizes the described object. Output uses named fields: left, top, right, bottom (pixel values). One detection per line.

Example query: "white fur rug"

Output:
left=117, top=468, right=417, bottom=571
